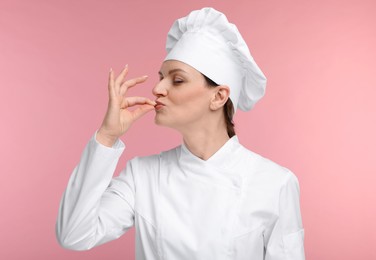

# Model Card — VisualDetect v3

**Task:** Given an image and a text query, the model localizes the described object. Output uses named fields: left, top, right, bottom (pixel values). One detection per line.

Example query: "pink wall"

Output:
left=1, top=0, right=375, bottom=259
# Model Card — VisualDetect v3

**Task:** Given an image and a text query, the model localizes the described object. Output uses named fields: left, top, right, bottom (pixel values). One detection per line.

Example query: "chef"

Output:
left=56, top=7, right=305, bottom=260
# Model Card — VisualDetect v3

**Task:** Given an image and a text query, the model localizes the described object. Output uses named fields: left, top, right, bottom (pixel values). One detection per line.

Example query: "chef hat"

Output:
left=164, top=7, right=267, bottom=112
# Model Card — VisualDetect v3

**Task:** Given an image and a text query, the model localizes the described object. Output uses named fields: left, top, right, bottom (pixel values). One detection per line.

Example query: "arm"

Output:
left=56, top=130, right=135, bottom=250
left=56, top=66, right=155, bottom=250
left=264, top=172, right=305, bottom=260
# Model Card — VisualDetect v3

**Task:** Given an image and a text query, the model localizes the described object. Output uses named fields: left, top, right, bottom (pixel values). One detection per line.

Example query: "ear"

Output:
left=209, top=85, right=230, bottom=111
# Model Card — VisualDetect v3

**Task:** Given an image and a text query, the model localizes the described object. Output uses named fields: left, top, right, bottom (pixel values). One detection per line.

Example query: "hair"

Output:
left=202, top=74, right=236, bottom=138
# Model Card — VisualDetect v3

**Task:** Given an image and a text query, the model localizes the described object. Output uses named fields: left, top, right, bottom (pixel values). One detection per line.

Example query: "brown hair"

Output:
left=203, top=74, right=235, bottom=138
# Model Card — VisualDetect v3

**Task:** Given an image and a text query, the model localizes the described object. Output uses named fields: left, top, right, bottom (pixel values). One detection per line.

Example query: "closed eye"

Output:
left=172, top=75, right=185, bottom=85
left=173, top=79, right=184, bottom=84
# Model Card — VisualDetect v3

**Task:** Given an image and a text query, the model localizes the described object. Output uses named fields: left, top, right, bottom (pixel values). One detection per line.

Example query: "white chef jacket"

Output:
left=56, top=130, right=305, bottom=260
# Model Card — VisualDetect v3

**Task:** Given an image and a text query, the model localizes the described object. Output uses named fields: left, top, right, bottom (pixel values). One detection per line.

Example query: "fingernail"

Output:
left=124, top=64, right=128, bottom=70
left=143, top=75, right=148, bottom=78
left=110, top=67, right=112, bottom=72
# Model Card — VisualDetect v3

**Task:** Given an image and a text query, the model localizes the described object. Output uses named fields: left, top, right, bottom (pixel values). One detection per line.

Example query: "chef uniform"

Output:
left=56, top=7, right=305, bottom=260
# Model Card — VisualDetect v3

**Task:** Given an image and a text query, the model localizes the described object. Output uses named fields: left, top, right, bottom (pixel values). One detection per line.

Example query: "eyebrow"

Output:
left=158, top=68, right=187, bottom=76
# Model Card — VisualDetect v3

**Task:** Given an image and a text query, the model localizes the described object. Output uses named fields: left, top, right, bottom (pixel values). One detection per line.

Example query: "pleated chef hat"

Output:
left=164, top=7, right=267, bottom=112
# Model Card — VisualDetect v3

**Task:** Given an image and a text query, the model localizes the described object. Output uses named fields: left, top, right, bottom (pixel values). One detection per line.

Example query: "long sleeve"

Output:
left=264, top=171, right=305, bottom=260
left=56, top=130, right=136, bottom=250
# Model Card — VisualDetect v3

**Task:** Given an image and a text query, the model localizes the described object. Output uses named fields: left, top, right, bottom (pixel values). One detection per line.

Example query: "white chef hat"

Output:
left=164, top=7, right=267, bottom=112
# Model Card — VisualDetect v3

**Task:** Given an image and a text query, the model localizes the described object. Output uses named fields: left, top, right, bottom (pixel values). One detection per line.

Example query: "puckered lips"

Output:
left=154, top=100, right=165, bottom=111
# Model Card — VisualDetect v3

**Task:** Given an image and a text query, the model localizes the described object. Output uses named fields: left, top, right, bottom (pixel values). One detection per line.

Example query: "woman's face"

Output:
left=152, top=60, right=215, bottom=130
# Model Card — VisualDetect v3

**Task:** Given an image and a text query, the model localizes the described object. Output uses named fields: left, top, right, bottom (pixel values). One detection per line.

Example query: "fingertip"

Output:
left=137, top=75, right=148, bottom=83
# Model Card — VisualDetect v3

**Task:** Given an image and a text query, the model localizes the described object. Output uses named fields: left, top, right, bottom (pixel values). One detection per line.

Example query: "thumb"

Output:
left=131, top=104, right=155, bottom=121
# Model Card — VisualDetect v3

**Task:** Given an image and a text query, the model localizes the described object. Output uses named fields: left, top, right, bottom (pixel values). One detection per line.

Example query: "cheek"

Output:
left=170, top=88, right=211, bottom=108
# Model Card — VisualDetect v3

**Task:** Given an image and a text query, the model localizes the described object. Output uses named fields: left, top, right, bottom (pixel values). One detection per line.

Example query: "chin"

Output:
left=154, top=115, right=167, bottom=126
left=154, top=115, right=177, bottom=130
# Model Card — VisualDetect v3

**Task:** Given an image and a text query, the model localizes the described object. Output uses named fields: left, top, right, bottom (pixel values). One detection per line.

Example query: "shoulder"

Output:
left=236, top=143, right=299, bottom=187
left=121, top=145, right=179, bottom=189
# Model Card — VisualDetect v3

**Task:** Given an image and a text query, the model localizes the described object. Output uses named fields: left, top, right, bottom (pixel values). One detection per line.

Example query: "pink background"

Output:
left=1, top=0, right=375, bottom=259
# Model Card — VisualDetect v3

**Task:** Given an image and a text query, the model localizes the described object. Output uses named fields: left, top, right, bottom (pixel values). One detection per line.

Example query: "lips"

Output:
left=154, top=100, right=165, bottom=111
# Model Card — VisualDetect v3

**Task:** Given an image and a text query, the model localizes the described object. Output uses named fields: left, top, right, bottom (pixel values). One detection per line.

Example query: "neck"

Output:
left=180, top=119, right=230, bottom=161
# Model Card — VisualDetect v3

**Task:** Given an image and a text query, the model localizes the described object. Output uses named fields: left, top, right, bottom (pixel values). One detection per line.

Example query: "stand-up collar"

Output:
left=180, top=135, right=240, bottom=170
left=178, top=135, right=243, bottom=190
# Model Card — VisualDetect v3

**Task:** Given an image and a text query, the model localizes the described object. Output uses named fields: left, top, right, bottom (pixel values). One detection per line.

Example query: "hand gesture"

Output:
left=97, top=65, right=156, bottom=147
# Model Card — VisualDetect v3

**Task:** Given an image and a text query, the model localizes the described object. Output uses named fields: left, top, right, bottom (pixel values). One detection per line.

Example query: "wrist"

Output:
left=96, top=129, right=118, bottom=147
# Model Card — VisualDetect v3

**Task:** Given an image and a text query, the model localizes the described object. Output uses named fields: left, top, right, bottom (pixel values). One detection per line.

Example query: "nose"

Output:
left=152, top=80, right=168, bottom=97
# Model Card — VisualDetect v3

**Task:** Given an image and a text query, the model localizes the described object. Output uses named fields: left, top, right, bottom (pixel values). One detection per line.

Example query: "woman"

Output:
left=56, top=7, right=305, bottom=260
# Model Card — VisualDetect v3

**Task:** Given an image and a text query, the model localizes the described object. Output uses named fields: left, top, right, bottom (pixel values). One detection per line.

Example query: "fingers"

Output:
left=108, top=68, right=115, bottom=98
left=132, top=104, right=156, bottom=121
left=119, top=75, right=148, bottom=96
left=108, top=65, right=148, bottom=97
left=115, top=65, right=129, bottom=94
left=121, top=96, right=156, bottom=109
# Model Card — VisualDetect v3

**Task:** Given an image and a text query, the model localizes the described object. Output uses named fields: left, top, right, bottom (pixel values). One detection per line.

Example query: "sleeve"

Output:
left=264, top=171, right=305, bottom=260
left=56, top=130, right=137, bottom=250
